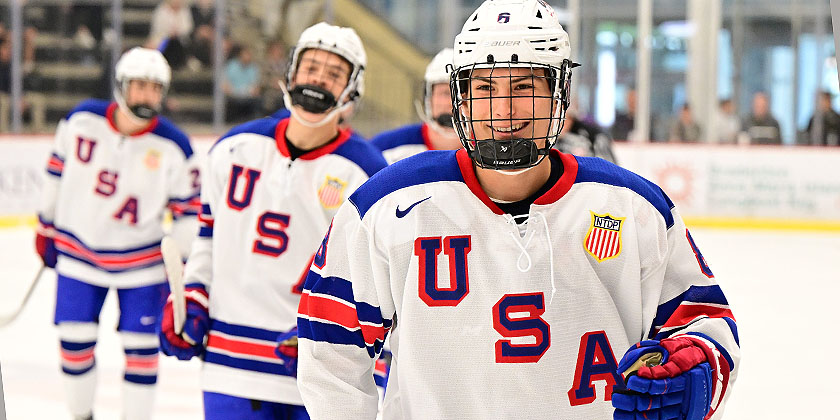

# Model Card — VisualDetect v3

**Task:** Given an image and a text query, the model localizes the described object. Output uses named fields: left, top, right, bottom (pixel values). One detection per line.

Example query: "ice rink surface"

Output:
left=1, top=225, right=839, bottom=419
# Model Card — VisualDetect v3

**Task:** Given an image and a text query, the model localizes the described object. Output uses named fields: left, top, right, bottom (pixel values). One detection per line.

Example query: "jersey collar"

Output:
left=455, top=148, right=579, bottom=215
left=274, top=117, right=352, bottom=160
left=420, top=123, right=435, bottom=150
left=105, top=102, right=159, bottom=137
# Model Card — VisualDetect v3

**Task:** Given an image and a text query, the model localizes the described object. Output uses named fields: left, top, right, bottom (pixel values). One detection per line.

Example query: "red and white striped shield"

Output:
left=583, top=213, right=625, bottom=262
left=317, top=176, right=347, bottom=209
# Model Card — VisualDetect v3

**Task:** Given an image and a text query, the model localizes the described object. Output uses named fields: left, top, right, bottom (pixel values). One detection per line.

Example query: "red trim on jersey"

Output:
left=660, top=303, right=735, bottom=330
left=53, top=232, right=162, bottom=270
left=534, top=150, right=579, bottom=205
left=420, top=123, right=435, bottom=150
left=274, top=118, right=353, bottom=160
left=455, top=149, right=505, bottom=215
left=47, top=155, right=65, bottom=173
left=299, top=292, right=385, bottom=346
left=207, top=332, right=279, bottom=360
left=105, top=102, right=159, bottom=136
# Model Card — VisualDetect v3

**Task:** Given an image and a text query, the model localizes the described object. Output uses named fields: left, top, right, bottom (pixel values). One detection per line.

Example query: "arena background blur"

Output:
left=1, top=1, right=840, bottom=419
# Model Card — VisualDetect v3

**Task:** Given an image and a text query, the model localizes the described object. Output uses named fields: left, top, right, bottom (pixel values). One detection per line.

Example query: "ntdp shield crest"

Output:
left=317, top=176, right=347, bottom=209
left=584, top=212, right=625, bottom=262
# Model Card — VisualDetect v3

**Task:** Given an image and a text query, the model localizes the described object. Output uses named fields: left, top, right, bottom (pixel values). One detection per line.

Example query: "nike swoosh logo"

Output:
left=396, top=196, right=431, bottom=218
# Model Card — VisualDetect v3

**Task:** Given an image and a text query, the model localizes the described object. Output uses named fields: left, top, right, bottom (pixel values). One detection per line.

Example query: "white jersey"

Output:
left=370, top=123, right=432, bottom=164
left=297, top=149, right=740, bottom=419
left=183, top=116, right=387, bottom=404
left=39, top=100, right=200, bottom=288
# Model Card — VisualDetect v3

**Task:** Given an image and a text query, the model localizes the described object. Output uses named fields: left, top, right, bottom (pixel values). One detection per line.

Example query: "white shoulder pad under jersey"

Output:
left=297, top=149, right=739, bottom=419
left=183, top=116, right=386, bottom=404
left=39, top=99, right=200, bottom=288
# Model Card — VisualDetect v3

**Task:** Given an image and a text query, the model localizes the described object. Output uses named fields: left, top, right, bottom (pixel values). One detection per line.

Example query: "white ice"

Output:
left=1, top=226, right=838, bottom=419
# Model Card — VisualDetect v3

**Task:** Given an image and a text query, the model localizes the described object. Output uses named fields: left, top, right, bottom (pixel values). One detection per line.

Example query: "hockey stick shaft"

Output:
left=0, top=265, right=47, bottom=327
left=160, top=236, right=186, bottom=335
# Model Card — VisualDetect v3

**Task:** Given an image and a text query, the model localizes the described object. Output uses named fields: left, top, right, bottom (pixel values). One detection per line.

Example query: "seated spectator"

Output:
left=190, top=0, right=216, bottom=68
left=224, top=46, right=262, bottom=122
left=150, top=0, right=194, bottom=70
left=611, top=88, right=636, bottom=141
left=261, top=40, right=288, bottom=114
left=668, top=103, right=702, bottom=143
left=805, top=90, right=840, bottom=146
left=716, top=98, right=740, bottom=144
left=744, top=91, right=782, bottom=145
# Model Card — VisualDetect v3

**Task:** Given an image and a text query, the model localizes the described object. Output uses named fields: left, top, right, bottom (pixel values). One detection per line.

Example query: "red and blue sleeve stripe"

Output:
left=53, top=228, right=163, bottom=273
left=297, top=272, right=392, bottom=358
left=650, top=284, right=738, bottom=346
left=204, top=319, right=291, bottom=377
left=198, top=203, right=214, bottom=238
left=168, top=194, right=201, bottom=219
left=46, top=153, right=65, bottom=177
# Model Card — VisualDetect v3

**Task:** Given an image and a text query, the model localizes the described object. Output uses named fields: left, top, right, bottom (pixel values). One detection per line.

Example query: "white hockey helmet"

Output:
left=451, top=0, right=575, bottom=170
left=419, top=48, right=455, bottom=126
left=113, top=47, right=171, bottom=122
left=283, top=22, right=366, bottom=127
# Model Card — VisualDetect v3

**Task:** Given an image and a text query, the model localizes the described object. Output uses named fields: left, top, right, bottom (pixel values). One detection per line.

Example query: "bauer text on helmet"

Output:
left=114, top=47, right=171, bottom=122
left=283, top=22, right=366, bottom=126
left=450, top=0, right=575, bottom=171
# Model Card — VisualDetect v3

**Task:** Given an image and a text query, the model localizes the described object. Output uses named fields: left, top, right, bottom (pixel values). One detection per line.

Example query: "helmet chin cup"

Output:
left=435, top=113, right=455, bottom=128
left=290, top=84, right=338, bottom=114
left=473, top=138, right=540, bottom=170
left=129, top=104, right=159, bottom=120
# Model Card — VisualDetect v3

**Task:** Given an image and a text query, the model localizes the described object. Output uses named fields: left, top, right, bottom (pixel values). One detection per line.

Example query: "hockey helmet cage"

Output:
left=451, top=0, right=575, bottom=171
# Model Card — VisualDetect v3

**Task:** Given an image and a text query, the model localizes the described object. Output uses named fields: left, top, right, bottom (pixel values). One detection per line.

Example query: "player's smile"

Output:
left=488, top=121, right=530, bottom=137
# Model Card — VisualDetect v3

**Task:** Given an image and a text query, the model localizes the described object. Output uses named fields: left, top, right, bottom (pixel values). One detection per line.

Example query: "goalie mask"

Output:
left=451, top=0, right=575, bottom=171
left=283, top=22, right=366, bottom=127
left=113, top=47, right=171, bottom=122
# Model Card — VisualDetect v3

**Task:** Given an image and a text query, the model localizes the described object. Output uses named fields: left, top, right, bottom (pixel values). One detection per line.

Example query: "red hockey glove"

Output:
left=35, top=222, right=57, bottom=268
left=158, top=286, right=209, bottom=361
left=612, top=336, right=727, bottom=420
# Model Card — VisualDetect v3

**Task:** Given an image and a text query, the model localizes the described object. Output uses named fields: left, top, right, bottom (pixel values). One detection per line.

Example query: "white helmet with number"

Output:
left=451, top=0, right=575, bottom=171
left=113, top=47, right=171, bottom=122
left=283, top=22, right=367, bottom=127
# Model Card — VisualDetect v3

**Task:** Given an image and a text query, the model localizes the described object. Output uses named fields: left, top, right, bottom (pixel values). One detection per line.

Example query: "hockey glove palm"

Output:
left=275, top=327, right=299, bottom=377
left=612, top=337, right=715, bottom=420
left=158, top=286, right=209, bottom=361
left=35, top=222, right=57, bottom=268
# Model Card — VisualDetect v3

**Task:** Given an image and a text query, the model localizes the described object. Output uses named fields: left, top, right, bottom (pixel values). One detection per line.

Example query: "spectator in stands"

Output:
left=716, top=98, right=740, bottom=144
left=555, top=103, right=616, bottom=163
left=150, top=0, right=194, bottom=70
left=805, top=90, right=840, bottom=146
left=611, top=88, right=636, bottom=141
left=261, top=40, right=288, bottom=114
left=190, top=0, right=216, bottom=68
left=224, top=45, right=262, bottom=122
left=744, top=91, right=782, bottom=145
left=668, top=103, right=702, bottom=143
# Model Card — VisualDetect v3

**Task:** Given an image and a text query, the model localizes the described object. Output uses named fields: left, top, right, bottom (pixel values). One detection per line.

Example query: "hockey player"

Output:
left=157, top=22, right=387, bottom=419
left=296, top=1, right=739, bottom=419
left=35, top=47, right=200, bottom=420
left=370, top=48, right=461, bottom=164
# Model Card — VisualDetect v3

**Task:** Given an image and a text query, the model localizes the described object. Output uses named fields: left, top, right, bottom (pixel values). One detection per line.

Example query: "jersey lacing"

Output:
left=503, top=211, right=557, bottom=305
